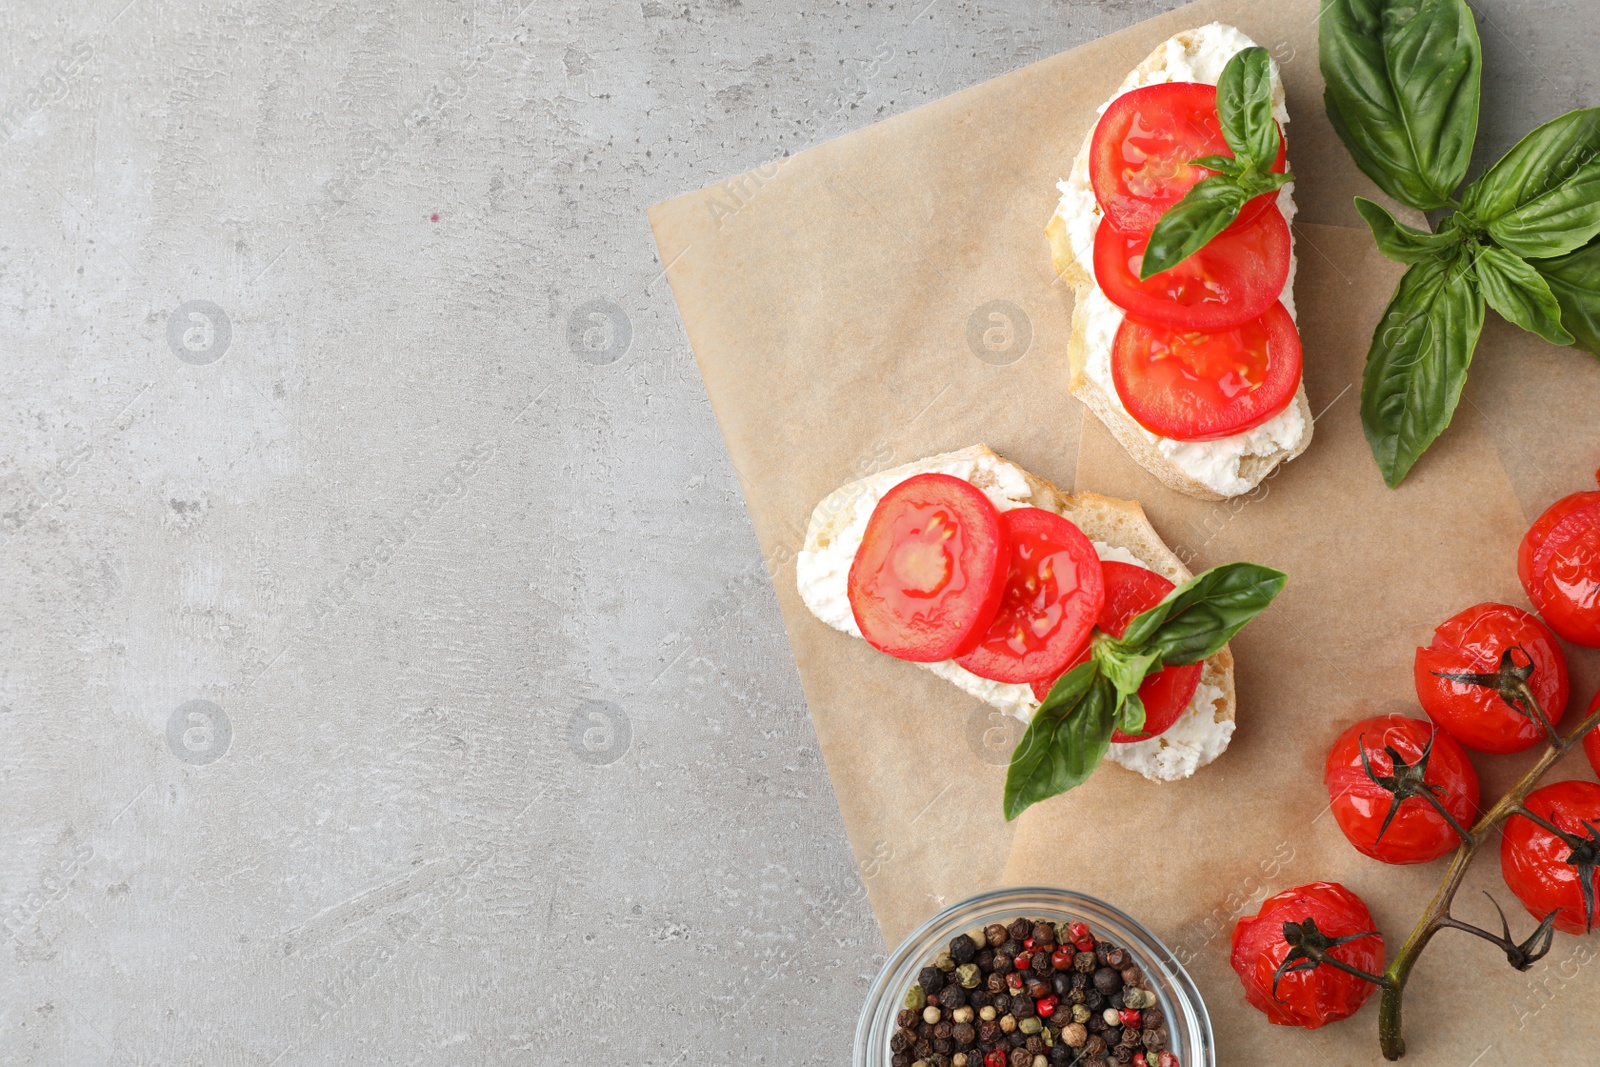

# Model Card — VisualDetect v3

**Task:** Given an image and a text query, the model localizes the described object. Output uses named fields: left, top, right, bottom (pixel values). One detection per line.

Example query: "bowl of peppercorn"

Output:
left=855, top=887, right=1211, bottom=1067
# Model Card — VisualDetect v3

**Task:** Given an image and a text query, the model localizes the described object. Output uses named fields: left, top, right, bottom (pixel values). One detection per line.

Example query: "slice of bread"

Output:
left=796, top=444, right=1236, bottom=781
left=1047, top=25, right=1313, bottom=502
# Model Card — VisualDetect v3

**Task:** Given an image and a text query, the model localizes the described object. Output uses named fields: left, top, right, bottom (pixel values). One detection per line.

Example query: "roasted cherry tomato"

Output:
left=1090, top=81, right=1287, bottom=236
left=1093, top=205, right=1292, bottom=330
left=1414, top=603, right=1568, bottom=754
left=1323, top=715, right=1478, bottom=865
left=1519, top=473, right=1600, bottom=646
left=1111, top=301, right=1302, bottom=442
left=1030, top=561, right=1203, bottom=742
left=1230, top=881, right=1384, bottom=1029
left=1501, top=780, right=1600, bottom=935
left=847, top=473, right=1008, bottom=662
left=956, top=508, right=1105, bottom=683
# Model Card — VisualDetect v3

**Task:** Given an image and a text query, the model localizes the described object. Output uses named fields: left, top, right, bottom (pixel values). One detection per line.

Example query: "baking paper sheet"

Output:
left=648, top=0, right=1600, bottom=1061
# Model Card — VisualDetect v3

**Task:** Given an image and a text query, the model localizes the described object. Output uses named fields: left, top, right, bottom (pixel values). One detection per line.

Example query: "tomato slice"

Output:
left=847, top=474, right=1009, bottom=662
left=1089, top=82, right=1287, bottom=236
left=1093, top=205, right=1291, bottom=329
left=1111, top=300, right=1301, bottom=441
left=1030, top=561, right=1203, bottom=742
left=954, top=509, right=1105, bottom=684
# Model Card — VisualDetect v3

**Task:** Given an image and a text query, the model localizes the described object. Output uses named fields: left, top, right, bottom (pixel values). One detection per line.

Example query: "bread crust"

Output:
left=1047, top=29, right=1313, bottom=502
left=798, top=444, right=1236, bottom=780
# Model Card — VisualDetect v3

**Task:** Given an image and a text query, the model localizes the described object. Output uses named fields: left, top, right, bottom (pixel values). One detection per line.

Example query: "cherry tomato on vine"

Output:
left=1501, top=780, right=1600, bottom=935
left=1413, top=603, right=1569, bottom=754
left=1089, top=81, right=1287, bottom=235
left=955, top=508, right=1105, bottom=683
left=847, top=474, right=1009, bottom=662
left=1581, top=692, right=1600, bottom=781
left=1230, top=881, right=1384, bottom=1029
left=1029, top=561, right=1202, bottom=742
left=1519, top=473, right=1600, bottom=646
left=1323, top=715, right=1478, bottom=865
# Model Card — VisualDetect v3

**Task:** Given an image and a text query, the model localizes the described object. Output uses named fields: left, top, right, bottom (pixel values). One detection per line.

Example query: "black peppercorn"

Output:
left=1113, top=1046, right=1134, bottom=1064
left=975, top=948, right=995, bottom=972
left=1119, top=1026, right=1141, bottom=1048
left=939, top=985, right=966, bottom=1010
left=932, top=1056, right=952, bottom=1067
left=993, top=992, right=1011, bottom=1014
left=1067, top=988, right=1086, bottom=1005
left=1031, top=922, right=1056, bottom=946
left=1085, top=991, right=1105, bottom=1012
left=1120, top=965, right=1142, bottom=987
left=970, top=989, right=992, bottom=1009
left=1031, top=952, right=1052, bottom=977
left=1086, top=1012, right=1106, bottom=1033
left=1051, top=974, right=1071, bottom=997
left=1008, top=918, right=1032, bottom=941
left=1103, top=946, right=1127, bottom=969
left=952, top=1023, right=976, bottom=1046
left=999, top=939, right=1022, bottom=959
left=921, top=967, right=946, bottom=994
left=1108, top=991, right=1124, bottom=1010
left=1143, top=1007, right=1164, bottom=1030
left=1011, top=996, right=1035, bottom=1020
left=950, top=935, right=977, bottom=965
left=934, top=1021, right=953, bottom=1041
left=1048, top=1046, right=1071, bottom=1066
left=1143, top=1027, right=1168, bottom=1051
left=1103, top=1027, right=1120, bottom=1047
left=985, top=923, right=1008, bottom=947
left=891, top=1055, right=910, bottom=1067
left=891, top=1032, right=911, bottom=1054
left=935, top=1037, right=953, bottom=1054
left=898, top=1009, right=920, bottom=1029
left=986, top=972, right=1007, bottom=995
left=1085, top=1034, right=1108, bottom=1057
left=916, top=1039, right=934, bottom=1058
left=1094, top=942, right=1114, bottom=965
left=1093, top=967, right=1122, bottom=996
left=1025, top=1035, right=1045, bottom=1054
left=1009, top=1031, right=1027, bottom=1049
left=1024, top=978, right=1050, bottom=1001
left=978, top=1021, right=1000, bottom=1044
left=1070, top=971, right=1089, bottom=990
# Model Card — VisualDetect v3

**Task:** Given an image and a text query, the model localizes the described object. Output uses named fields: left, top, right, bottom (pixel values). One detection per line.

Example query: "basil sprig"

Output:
left=1002, top=562, right=1286, bottom=821
left=1140, top=48, right=1293, bottom=279
left=1322, top=1, right=1600, bottom=487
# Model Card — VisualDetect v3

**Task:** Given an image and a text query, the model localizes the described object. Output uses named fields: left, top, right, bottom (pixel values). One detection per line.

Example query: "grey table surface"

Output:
left=1, top=1, right=1595, bottom=1063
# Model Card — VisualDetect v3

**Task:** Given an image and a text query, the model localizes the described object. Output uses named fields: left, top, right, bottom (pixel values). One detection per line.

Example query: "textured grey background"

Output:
left=1, top=1, right=1595, bottom=1064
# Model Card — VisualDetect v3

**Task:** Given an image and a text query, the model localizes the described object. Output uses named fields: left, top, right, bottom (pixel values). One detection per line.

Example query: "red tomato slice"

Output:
left=1089, top=82, right=1287, bottom=236
left=1111, top=300, right=1302, bottom=441
left=1030, top=561, right=1203, bottom=743
left=847, top=474, right=1009, bottom=663
left=1093, top=205, right=1291, bottom=329
left=955, top=509, right=1105, bottom=684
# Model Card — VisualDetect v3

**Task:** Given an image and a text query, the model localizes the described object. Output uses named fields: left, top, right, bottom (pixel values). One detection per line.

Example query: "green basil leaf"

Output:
left=1115, top=692, right=1146, bottom=737
left=1117, top=563, right=1289, bottom=666
left=1190, top=154, right=1244, bottom=177
left=1320, top=0, right=1482, bottom=211
left=1474, top=245, right=1575, bottom=346
left=1532, top=235, right=1600, bottom=356
left=1217, top=47, right=1280, bottom=168
left=1003, top=663, right=1114, bottom=821
left=1139, top=178, right=1248, bottom=280
left=1092, top=641, right=1162, bottom=702
left=1460, top=108, right=1600, bottom=259
left=1353, top=196, right=1462, bottom=264
left=1360, top=254, right=1486, bottom=486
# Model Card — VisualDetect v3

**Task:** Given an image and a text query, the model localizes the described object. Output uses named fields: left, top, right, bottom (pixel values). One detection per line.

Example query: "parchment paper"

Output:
left=648, top=0, right=1600, bottom=1061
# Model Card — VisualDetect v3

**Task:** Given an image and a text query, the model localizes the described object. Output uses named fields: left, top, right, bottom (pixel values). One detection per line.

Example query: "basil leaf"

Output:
left=1191, top=154, right=1244, bottom=177
left=1217, top=47, right=1280, bottom=168
left=1320, top=0, right=1482, bottom=211
left=1460, top=108, right=1600, bottom=259
left=1092, top=641, right=1162, bottom=703
left=1003, top=663, right=1114, bottom=821
left=1117, top=563, right=1288, bottom=666
left=1139, top=178, right=1249, bottom=279
left=1115, top=692, right=1146, bottom=737
left=1353, top=196, right=1462, bottom=265
left=1474, top=245, right=1575, bottom=346
left=1360, top=254, right=1486, bottom=486
left=1532, top=236, right=1600, bottom=356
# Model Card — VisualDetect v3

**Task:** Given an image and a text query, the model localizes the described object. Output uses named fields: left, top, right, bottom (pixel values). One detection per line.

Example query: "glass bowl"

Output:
left=854, top=886, right=1213, bottom=1067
